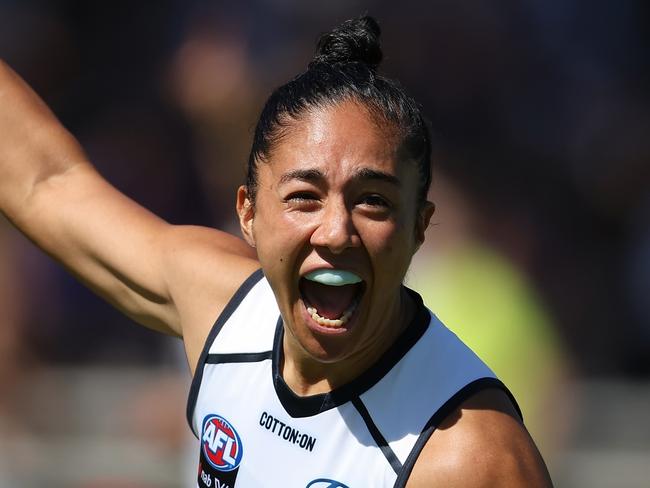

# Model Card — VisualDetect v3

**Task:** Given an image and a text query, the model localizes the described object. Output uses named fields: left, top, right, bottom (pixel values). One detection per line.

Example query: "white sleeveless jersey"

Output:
left=187, top=270, right=520, bottom=488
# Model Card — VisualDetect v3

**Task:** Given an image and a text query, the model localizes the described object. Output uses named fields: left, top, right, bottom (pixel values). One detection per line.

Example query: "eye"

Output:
left=284, top=191, right=321, bottom=211
left=359, top=194, right=391, bottom=208
left=286, top=191, right=318, bottom=203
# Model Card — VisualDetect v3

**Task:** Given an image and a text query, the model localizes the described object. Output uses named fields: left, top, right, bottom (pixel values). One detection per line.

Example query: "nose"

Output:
left=310, top=198, right=359, bottom=254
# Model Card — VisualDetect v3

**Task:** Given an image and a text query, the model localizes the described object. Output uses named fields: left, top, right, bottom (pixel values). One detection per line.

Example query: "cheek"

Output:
left=358, top=218, right=417, bottom=273
left=252, top=204, right=312, bottom=268
left=362, top=216, right=415, bottom=249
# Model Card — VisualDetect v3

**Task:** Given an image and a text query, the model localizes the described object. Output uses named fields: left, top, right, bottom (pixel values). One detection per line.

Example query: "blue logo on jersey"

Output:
left=306, top=479, right=350, bottom=488
left=201, top=414, right=243, bottom=472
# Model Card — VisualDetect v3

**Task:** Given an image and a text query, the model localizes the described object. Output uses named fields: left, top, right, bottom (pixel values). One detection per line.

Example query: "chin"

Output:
left=287, top=302, right=363, bottom=363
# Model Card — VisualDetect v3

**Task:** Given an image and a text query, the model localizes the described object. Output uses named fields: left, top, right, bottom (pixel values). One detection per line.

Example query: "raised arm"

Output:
left=0, top=61, right=258, bottom=359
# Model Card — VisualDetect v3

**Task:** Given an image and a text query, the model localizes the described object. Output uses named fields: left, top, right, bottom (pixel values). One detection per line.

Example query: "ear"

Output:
left=236, top=185, right=256, bottom=248
left=415, top=200, right=435, bottom=250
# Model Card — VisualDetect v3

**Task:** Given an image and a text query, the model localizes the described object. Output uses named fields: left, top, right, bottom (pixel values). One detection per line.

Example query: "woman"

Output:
left=0, top=16, right=551, bottom=487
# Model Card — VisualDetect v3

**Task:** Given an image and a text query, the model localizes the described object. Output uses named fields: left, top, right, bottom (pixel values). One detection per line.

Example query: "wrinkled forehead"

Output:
left=259, top=101, right=417, bottom=188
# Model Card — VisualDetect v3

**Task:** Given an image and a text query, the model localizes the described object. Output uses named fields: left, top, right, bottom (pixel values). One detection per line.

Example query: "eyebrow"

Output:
left=278, top=167, right=401, bottom=187
left=353, top=167, right=401, bottom=187
left=279, top=168, right=325, bottom=185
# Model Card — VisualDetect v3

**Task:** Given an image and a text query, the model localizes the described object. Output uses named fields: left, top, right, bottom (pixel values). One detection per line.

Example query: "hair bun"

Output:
left=310, top=16, right=382, bottom=71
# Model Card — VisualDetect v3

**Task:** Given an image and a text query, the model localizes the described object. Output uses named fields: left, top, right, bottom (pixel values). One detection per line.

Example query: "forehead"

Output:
left=261, top=101, right=414, bottom=186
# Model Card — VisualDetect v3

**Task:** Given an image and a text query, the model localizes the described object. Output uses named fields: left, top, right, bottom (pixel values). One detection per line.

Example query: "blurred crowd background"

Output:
left=0, top=0, right=648, bottom=486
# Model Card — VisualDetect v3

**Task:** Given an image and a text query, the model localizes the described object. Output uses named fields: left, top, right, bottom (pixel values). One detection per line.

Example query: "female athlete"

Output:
left=0, top=16, right=551, bottom=487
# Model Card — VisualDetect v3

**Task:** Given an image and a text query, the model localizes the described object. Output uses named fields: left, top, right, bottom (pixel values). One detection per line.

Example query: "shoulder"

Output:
left=161, top=225, right=260, bottom=370
left=408, top=388, right=553, bottom=488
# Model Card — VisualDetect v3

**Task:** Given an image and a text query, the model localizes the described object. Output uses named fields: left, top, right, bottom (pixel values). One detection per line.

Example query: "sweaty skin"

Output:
left=0, top=61, right=552, bottom=487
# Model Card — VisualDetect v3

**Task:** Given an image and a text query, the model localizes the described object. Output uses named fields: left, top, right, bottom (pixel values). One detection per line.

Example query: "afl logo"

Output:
left=201, top=414, right=243, bottom=471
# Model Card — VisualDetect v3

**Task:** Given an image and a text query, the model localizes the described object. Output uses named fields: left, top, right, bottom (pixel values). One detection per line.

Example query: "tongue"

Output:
left=301, top=280, right=360, bottom=319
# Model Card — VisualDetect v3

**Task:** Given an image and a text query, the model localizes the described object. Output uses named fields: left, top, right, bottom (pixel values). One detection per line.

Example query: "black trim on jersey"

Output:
left=392, top=377, right=522, bottom=488
left=272, top=287, right=431, bottom=418
left=352, top=396, right=403, bottom=475
left=185, top=268, right=265, bottom=437
left=206, top=351, right=273, bottom=364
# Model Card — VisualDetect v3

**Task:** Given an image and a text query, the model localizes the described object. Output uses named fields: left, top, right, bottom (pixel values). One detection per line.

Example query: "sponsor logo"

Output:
left=306, top=479, right=350, bottom=488
left=201, top=414, right=243, bottom=472
left=259, top=411, right=317, bottom=452
left=199, top=462, right=232, bottom=488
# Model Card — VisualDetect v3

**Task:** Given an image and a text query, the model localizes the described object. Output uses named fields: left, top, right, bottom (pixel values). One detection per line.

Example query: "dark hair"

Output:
left=246, top=15, right=432, bottom=207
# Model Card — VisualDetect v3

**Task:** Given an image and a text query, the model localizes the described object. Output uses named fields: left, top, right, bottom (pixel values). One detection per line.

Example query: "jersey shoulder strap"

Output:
left=187, top=269, right=278, bottom=428
left=359, top=308, right=521, bottom=486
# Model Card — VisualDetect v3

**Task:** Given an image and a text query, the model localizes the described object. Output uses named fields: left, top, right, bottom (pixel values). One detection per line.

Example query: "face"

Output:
left=238, top=100, right=433, bottom=375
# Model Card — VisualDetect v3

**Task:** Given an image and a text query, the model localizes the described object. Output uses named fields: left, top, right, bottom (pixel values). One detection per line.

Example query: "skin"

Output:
left=409, top=389, right=553, bottom=487
left=0, top=60, right=258, bottom=371
left=0, top=60, right=552, bottom=486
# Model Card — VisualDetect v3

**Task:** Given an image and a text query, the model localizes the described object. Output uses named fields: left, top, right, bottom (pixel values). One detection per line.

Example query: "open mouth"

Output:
left=299, top=270, right=365, bottom=329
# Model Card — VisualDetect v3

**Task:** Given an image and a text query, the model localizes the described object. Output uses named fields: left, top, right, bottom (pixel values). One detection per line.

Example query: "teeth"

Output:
left=304, top=269, right=362, bottom=286
left=306, top=301, right=357, bottom=328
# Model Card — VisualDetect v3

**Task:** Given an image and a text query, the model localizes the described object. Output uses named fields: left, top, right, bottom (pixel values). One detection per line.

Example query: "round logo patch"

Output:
left=201, top=414, right=243, bottom=471
left=306, top=479, right=350, bottom=488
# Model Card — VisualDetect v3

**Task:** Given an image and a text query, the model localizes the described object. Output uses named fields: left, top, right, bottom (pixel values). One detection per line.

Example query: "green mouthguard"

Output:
left=304, top=269, right=362, bottom=286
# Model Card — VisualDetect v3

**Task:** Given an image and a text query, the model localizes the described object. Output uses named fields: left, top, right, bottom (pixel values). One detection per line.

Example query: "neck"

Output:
left=281, top=287, right=416, bottom=396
